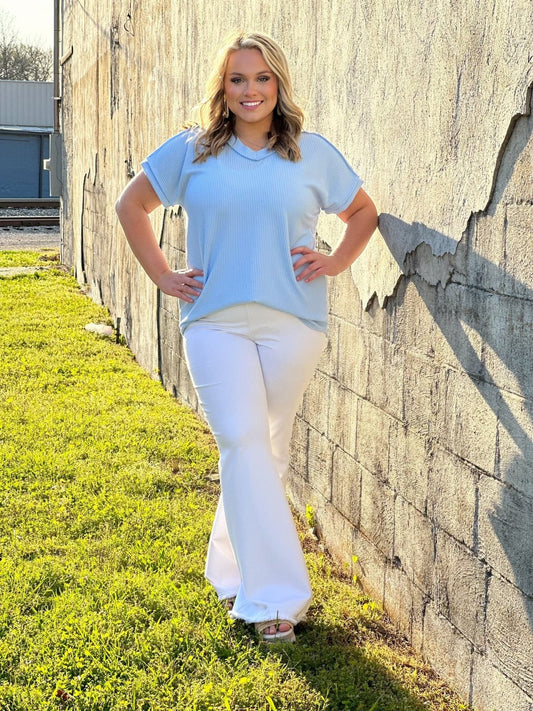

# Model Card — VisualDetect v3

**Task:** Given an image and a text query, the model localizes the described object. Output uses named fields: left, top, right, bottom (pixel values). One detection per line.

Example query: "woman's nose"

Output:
left=243, top=82, right=258, bottom=96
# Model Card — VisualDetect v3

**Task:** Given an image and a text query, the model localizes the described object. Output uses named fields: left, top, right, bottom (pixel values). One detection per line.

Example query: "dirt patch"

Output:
left=0, top=266, right=53, bottom=277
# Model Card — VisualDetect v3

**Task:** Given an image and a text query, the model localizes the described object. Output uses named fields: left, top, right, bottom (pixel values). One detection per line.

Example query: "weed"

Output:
left=306, top=503, right=316, bottom=530
left=0, top=248, right=60, bottom=268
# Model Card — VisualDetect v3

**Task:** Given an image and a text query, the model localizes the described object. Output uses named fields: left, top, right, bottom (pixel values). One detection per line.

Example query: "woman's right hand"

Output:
left=157, top=268, right=204, bottom=303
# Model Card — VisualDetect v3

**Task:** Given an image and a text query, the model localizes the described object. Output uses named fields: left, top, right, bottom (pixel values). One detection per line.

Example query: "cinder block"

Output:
left=159, top=291, right=180, bottom=329
left=316, top=501, right=357, bottom=567
left=503, top=204, right=533, bottom=299
left=289, top=415, right=310, bottom=483
left=355, top=398, right=391, bottom=480
left=331, top=446, right=361, bottom=527
left=422, top=603, right=474, bottom=705
left=432, top=282, right=485, bottom=378
left=286, top=465, right=315, bottom=513
left=478, top=475, right=533, bottom=597
left=360, top=282, right=390, bottom=339
left=306, top=426, right=334, bottom=501
left=427, top=446, right=478, bottom=548
left=349, top=219, right=405, bottom=316
left=402, top=351, right=443, bottom=439
left=467, top=208, right=506, bottom=295
left=335, top=319, right=369, bottom=397
left=485, top=574, right=533, bottom=697
left=326, top=381, right=359, bottom=455
left=366, top=332, right=405, bottom=420
left=479, top=291, right=533, bottom=397
left=501, top=114, right=533, bottom=204
left=394, top=496, right=435, bottom=592
left=440, top=369, right=498, bottom=474
left=388, top=421, right=429, bottom=513
left=471, top=648, right=533, bottom=711
left=125, top=271, right=160, bottom=375
left=328, top=263, right=363, bottom=325
left=384, top=564, right=427, bottom=652
left=299, top=369, right=331, bottom=436
left=352, top=527, right=387, bottom=603
left=159, top=311, right=182, bottom=391
left=160, top=345, right=178, bottom=395
left=176, top=355, right=199, bottom=414
left=495, top=391, right=533, bottom=498
left=433, top=530, right=487, bottom=648
left=359, top=466, right=395, bottom=558
left=317, top=315, right=339, bottom=378
left=391, top=279, right=439, bottom=360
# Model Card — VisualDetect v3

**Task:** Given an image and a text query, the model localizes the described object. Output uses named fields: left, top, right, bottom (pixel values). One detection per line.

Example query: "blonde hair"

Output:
left=193, top=30, right=304, bottom=163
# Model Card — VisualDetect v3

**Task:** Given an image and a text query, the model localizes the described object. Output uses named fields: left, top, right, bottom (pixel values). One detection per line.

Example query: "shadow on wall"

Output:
left=374, top=84, right=533, bottom=640
left=378, top=209, right=533, bottom=628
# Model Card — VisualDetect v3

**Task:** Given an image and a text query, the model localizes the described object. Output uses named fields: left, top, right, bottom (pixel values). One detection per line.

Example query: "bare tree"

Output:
left=0, top=9, right=17, bottom=79
left=0, top=9, right=52, bottom=81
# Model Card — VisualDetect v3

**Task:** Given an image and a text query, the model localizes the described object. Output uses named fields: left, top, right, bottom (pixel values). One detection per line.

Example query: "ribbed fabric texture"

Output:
left=142, top=129, right=363, bottom=333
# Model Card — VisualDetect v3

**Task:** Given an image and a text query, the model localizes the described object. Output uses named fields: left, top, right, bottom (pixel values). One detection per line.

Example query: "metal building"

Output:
left=0, top=80, right=55, bottom=198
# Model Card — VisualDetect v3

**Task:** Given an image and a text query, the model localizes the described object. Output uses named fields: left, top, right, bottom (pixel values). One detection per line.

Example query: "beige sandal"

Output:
left=255, top=619, right=296, bottom=644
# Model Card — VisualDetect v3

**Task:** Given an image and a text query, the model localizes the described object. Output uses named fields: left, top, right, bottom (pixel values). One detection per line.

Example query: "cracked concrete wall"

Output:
left=59, top=2, right=533, bottom=709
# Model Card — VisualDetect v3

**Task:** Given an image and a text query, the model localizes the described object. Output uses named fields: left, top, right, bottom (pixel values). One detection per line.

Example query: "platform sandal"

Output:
left=255, top=619, right=296, bottom=644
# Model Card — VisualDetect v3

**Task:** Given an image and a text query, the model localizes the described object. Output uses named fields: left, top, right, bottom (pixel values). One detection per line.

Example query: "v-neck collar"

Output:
left=228, top=135, right=272, bottom=161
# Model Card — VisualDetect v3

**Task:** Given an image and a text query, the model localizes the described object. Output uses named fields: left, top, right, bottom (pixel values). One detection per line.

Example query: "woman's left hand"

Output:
left=291, top=189, right=379, bottom=284
left=290, top=247, right=344, bottom=283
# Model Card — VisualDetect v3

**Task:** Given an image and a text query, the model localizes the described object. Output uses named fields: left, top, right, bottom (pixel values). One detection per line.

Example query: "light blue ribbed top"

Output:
left=142, top=128, right=362, bottom=333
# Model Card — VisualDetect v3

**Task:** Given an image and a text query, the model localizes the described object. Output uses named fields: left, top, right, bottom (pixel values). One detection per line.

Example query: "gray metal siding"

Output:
left=0, top=80, right=54, bottom=128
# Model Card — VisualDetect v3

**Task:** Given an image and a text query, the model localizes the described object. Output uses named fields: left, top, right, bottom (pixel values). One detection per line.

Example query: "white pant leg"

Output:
left=202, top=312, right=325, bottom=603
left=183, top=305, right=325, bottom=624
left=204, top=495, right=241, bottom=601
left=257, top=315, right=326, bottom=491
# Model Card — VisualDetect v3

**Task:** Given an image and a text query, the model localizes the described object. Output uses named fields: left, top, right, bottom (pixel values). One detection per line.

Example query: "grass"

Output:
left=0, top=249, right=60, bottom=268
left=0, top=250, right=475, bottom=711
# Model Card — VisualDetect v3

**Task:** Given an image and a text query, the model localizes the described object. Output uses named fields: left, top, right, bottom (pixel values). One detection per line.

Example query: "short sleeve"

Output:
left=141, top=128, right=196, bottom=208
left=308, top=133, right=363, bottom=214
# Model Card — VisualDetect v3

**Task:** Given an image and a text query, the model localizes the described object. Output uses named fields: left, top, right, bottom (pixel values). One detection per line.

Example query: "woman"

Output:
left=116, top=30, right=378, bottom=643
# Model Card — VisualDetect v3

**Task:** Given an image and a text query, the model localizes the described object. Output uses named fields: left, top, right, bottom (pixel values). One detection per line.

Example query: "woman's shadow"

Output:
left=225, top=602, right=438, bottom=710
left=378, top=210, right=533, bottom=631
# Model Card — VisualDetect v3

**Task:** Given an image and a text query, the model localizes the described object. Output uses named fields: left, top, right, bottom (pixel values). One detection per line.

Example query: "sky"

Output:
left=0, top=0, right=53, bottom=48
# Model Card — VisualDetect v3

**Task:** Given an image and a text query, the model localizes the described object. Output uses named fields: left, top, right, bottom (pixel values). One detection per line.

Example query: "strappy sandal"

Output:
left=255, top=619, right=296, bottom=644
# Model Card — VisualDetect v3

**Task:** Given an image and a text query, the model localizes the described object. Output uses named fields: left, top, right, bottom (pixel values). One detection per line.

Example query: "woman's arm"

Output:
left=290, top=188, right=378, bottom=283
left=115, top=171, right=203, bottom=303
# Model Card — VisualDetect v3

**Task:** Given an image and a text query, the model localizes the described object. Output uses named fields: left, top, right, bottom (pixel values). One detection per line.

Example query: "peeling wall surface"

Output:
left=59, top=2, right=533, bottom=709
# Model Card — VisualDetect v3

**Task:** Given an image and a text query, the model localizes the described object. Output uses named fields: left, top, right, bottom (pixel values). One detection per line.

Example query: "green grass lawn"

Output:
left=0, top=250, right=474, bottom=711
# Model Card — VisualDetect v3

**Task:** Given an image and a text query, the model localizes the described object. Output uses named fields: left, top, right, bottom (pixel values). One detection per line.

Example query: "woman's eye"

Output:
left=258, top=76, right=270, bottom=82
left=230, top=77, right=243, bottom=84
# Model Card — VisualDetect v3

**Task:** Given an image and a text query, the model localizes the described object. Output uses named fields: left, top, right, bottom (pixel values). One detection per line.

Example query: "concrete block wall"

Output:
left=289, top=99, right=533, bottom=710
left=59, top=2, right=533, bottom=709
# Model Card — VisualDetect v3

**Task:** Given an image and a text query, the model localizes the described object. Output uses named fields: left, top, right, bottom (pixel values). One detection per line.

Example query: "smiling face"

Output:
left=223, top=48, right=278, bottom=136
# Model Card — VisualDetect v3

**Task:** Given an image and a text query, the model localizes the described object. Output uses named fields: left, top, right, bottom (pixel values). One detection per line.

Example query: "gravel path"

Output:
left=0, top=226, right=61, bottom=251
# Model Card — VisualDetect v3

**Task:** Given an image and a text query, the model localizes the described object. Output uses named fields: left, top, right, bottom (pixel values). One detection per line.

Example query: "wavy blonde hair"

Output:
left=193, top=30, right=305, bottom=163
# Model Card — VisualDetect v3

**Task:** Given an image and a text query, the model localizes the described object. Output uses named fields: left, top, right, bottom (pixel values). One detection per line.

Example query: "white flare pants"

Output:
left=183, top=303, right=326, bottom=625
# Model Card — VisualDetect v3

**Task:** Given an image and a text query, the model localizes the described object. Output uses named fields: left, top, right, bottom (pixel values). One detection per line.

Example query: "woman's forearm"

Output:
left=115, top=183, right=204, bottom=303
left=290, top=189, right=378, bottom=282
left=330, top=202, right=378, bottom=272
left=115, top=197, right=171, bottom=286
